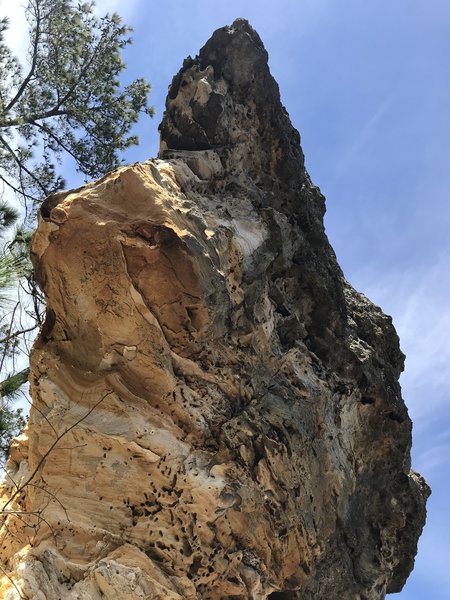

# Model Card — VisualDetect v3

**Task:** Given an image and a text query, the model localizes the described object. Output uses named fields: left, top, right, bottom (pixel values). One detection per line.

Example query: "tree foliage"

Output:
left=0, top=0, right=153, bottom=454
left=0, top=0, right=153, bottom=202
left=0, top=209, right=31, bottom=456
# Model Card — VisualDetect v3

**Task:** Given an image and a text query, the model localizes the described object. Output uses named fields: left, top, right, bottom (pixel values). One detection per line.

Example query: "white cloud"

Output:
left=0, top=0, right=28, bottom=65
left=94, top=0, right=140, bottom=20
left=328, top=100, right=392, bottom=185
left=415, top=442, right=450, bottom=475
left=353, top=247, right=450, bottom=430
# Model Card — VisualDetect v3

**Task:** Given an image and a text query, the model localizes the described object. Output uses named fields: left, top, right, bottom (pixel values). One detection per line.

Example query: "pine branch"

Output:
left=0, top=324, right=38, bottom=346
left=0, top=369, right=29, bottom=398
left=0, top=134, right=48, bottom=194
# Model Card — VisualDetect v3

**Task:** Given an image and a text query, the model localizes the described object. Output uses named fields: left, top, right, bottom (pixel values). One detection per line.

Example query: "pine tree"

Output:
left=0, top=202, right=28, bottom=456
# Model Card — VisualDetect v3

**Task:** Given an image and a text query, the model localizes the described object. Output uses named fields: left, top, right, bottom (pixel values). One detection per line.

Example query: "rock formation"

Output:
left=0, top=19, right=429, bottom=599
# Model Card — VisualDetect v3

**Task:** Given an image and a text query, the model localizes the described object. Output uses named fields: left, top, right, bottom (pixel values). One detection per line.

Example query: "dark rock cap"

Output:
left=159, top=18, right=305, bottom=191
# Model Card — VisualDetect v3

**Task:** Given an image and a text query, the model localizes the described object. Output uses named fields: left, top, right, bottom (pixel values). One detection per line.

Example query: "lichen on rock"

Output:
left=0, top=18, right=429, bottom=600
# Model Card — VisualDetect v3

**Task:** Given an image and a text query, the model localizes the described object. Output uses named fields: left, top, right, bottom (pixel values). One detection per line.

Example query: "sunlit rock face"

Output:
left=0, top=19, right=429, bottom=600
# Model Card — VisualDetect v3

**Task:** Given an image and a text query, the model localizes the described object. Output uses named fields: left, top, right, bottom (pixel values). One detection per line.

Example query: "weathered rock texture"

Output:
left=0, top=19, right=429, bottom=599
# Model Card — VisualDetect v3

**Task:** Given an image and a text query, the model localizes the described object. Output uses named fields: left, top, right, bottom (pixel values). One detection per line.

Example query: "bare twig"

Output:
left=1, top=391, right=113, bottom=513
left=25, top=394, right=57, bottom=437
left=26, top=483, right=70, bottom=522
left=0, top=324, right=38, bottom=346
left=0, top=562, right=25, bottom=599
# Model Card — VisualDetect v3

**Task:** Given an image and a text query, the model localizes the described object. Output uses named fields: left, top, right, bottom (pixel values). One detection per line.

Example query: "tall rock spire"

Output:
left=159, top=19, right=305, bottom=192
left=0, top=20, right=429, bottom=600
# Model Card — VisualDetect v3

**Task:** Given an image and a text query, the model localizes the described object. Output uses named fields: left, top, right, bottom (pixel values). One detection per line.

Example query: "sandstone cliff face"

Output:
left=0, top=19, right=429, bottom=600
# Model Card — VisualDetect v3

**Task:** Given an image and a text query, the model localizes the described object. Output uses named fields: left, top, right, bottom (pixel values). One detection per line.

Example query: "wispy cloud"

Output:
left=353, top=247, right=450, bottom=427
left=328, top=100, right=392, bottom=185
left=95, top=0, right=140, bottom=20
left=415, top=442, right=450, bottom=475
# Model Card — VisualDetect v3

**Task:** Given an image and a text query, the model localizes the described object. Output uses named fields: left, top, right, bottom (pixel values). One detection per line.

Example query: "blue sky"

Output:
left=4, top=0, right=450, bottom=597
